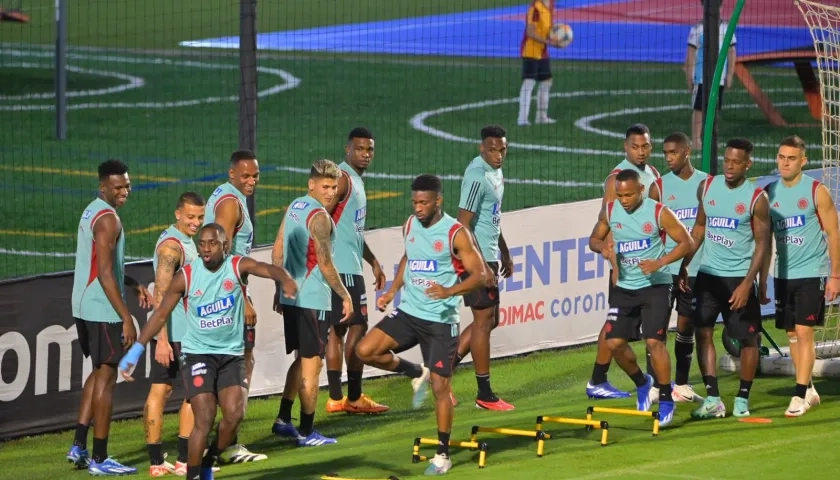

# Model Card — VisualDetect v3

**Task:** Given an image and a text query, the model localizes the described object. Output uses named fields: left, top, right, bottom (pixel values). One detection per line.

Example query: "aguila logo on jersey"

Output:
left=292, top=201, right=309, bottom=210
left=707, top=216, right=739, bottom=229
left=492, top=202, right=501, bottom=215
left=673, top=208, right=698, bottom=221
left=212, top=187, right=223, bottom=197
left=617, top=239, right=651, bottom=253
left=408, top=260, right=438, bottom=272
left=82, top=209, right=92, bottom=219
left=734, top=203, right=747, bottom=215
left=196, top=294, right=235, bottom=317
left=355, top=206, right=367, bottom=223
left=798, top=197, right=809, bottom=210
left=775, top=215, right=805, bottom=231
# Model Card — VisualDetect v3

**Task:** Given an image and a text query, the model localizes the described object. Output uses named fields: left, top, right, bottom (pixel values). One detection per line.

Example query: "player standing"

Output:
left=762, top=135, right=840, bottom=417
left=517, top=0, right=562, bottom=126
left=67, top=159, right=153, bottom=476
left=588, top=169, right=694, bottom=426
left=450, top=125, right=515, bottom=411
left=356, top=174, right=487, bottom=475
left=271, top=159, right=353, bottom=447
left=323, top=128, right=389, bottom=415
left=202, top=150, right=265, bottom=463
left=586, top=123, right=661, bottom=400
left=649, top=132, right=707, bottom=404
left=120, top=224, right=297, bottom=480
left=679, top=138, right=770, bottom=419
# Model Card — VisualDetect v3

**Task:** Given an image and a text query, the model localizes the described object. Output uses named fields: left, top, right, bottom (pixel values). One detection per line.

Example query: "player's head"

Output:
left=345, top=127, right=375, bottom=173
left=98, top=159, right=131, bottom=208
left=662, top=132, right=692, bottom=174
left=309, top=159, right=341, bottom=206
left=723, top=138, right=753, bottom=185
left=479, top=124, right=508, bottom=170
left=776, top=135, right=808, bottom=181
left=175, top=192, right=206, bottom=237
left=228, top=150, right=260, bottom=197
left=198, top=223, right=228, bottom=270
left=411, top=174, right=443, bottom=227
left=614, top=169, right=645, bottom=211
left=624, top=123, right=652, bottom=166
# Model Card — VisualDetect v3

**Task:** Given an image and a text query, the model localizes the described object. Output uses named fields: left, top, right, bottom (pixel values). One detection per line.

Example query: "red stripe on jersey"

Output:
left=305, top=209, right=327, bottom=276
left=813, top=180, right=825, bottom=231
left=87, top=209, right=117, bottom=286
left=702, top=176, right=715, bottom=200
left=655, top=177, right=664, bottom=200
left=403, top=215, right=415, bottom=238
left=230, top=255, right=249, bottom=297
left=649, top=164, right=661, bottom=179
left=182, top=264, right=193, bottom=315
left=606, top=201, right=616, bottom=222
left=448, top=223, right=466, bottom=276
left=749, top=188, right=765, bottom=215
left=655, top=202, right=667, bottom=244
left=214, top=194, right=245, bottom=235
left=331, top=170, right=353, bottom=224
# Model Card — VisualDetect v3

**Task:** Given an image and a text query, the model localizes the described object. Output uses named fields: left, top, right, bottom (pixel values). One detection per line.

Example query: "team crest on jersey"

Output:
left=197, top=294, right=235, bottom=317
left=212, top=187, right=223, bottom=196
left=82, top=209, right=92, bottom=219
left=223, top=278, right=235, bottom=292
left=617, top=239, right=651, bottom=253
left=292, top=201, right=309, bottom=210
left=433, top=240, right=444, bottom=252
left=798, top=197, right=809, bottom=210
left=734, top=203, right=747, bottom=215
left=642, top=222, right=654, bottom=234
left=707, top=216, right=739, bottom=229
left=409, top=260, right=438, bottom=272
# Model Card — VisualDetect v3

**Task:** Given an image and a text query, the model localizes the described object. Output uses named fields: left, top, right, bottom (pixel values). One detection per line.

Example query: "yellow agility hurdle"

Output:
left=534, top=415, right=609, bottom=455
left=586, top=406, right=661, bottom=436
left=412, top=437, right=488, bottom=469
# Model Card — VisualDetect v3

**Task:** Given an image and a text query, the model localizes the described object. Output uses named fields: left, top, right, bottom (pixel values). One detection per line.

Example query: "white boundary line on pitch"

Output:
left=0, top=248, right=146, bottom=261
left=0, top=63, right=145, bottom=101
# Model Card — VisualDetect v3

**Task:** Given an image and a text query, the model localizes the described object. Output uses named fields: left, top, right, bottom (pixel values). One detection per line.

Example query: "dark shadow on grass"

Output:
left=217, top=454, right=410, bottom=480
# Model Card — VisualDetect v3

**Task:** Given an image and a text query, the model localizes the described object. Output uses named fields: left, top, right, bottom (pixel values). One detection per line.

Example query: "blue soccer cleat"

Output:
left=271, top=419, right=300, bottom=439
left=636, top=375, right=654, bottom=412
left=297, top=430, right=337, bottom=447
left=658, top=401, right=676, bottom=427
left=66, top=445, right=90, bottom=468
left=87, top=457, right=137, bottom=476
left=586, top=381, right=632, bottom=399
left=199, top=467, right=215, bottom=480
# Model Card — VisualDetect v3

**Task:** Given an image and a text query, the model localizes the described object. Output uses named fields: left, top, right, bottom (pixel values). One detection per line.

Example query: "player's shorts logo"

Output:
left=197, top=294, right=235, bottom=317
left=798, top=197, right=809, bottom=210
left=734, top=203, right=747, bottom=215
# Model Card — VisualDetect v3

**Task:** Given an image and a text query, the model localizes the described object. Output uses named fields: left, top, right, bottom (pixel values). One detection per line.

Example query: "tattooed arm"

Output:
left=310, top=211, right=353, bottom=321
left=152, top=241, right=183, bottom=344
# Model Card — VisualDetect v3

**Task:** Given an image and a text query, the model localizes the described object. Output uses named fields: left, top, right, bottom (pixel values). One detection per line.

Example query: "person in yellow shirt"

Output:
left=517, top=0, right=563, bottom=126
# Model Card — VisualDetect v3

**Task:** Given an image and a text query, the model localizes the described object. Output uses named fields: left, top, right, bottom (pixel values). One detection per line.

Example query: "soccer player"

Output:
left=119, top=224, right=297, bottom=480
left=679, top=138, right=770, bottom=419
left=450, top=125, right=515, bottom=411
left=586, top=123, right=661, bottom=400
left=67, top=159, right=153, bottom=476
left=648, top=132, right=707, bottom=404
left=517, top=0, right=563, bottom=126
left=685, top=0, right=737, bottom=151
left=588, top=169, right=694, bottom=426
left=323, top=128, right=389, bottom=415
left=356, top=174, right=487, bottom=475
left=202, top=149, right=264, bottom=463
left=762, top=135, right=840, bottom=417
left=144, top=192, right=216, bottom=476
left=271, top=159, right=353, bottom=447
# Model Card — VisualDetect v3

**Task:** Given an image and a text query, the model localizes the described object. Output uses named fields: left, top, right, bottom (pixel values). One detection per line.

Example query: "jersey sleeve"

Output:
left=687, top=24, right=700, bottom=48
left=458, top=171, right=487, bottom=213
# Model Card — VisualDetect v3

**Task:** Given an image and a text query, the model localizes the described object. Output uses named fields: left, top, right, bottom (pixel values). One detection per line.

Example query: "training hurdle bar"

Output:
left=412, top=438, right=488, bottom=468
left=534, top=416, right=609, bottom=455
left=586, top=406, right=660, bottom=436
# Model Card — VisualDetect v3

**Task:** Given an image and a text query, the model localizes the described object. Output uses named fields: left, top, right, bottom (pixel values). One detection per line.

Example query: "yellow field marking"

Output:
left=0, top=229, right=72, bottom=238
left=0, top=165, right=176, bottom=183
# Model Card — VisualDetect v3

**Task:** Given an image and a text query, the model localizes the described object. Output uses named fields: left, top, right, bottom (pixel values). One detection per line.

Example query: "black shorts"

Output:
left=74, top=318, right=124, bottom=368
left=180, top=353, right=247, bottom=401
left=282, top=305, right=330, bottom=359
left=604, top=284, right=672, bottom=342
left=522, top=58, right=552, bottom=81
left=774, top=277, right=826, bottom=330
left=692, top=84, right=725, bottom=111
left=671, top=274, right=696, bottom=317
left=693, top=272, right=761, bottom=339
left=375, top=309, right=459, bottom=377
left=244, top=292, right=255, bottom=349
left=462, top=262, right=500, bottom=310
left=149, top=339, right=183, bottom=385
left=330, top=274, right=369, bottom=328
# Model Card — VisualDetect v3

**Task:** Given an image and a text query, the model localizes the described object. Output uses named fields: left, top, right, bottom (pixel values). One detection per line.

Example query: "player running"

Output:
left=586, top=123, right=661, bottom=400
left=323, top=128, right=389, bottom=415
left=119, top=224, right=297, bottom=480
left=271, top=159, right=353, bottom=447
left=67, top=159, right=153, bottom=476
left=356, top=174, right=487, bottom=475
left=648, top=132, right=707, bottom=404
left=762, top=135, right=840, bottom=417
left=202, top=150, right=265, bottom=463
left=679, top=138, right=770, bottom=419
left=589, top=169, right=694, bottom=426
left=450, top=125, right=515, bottom=411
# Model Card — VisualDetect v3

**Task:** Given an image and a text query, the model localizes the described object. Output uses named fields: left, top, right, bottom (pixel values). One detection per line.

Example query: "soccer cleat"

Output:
left=636, top=375, right=654, bottom=412
left=785, top=396, right=810, bottom=417
left=345, top=394, right=390, bottom=414
left=297, top=430, right=338, bottom=447
left=475, top=396, right=515, bottom=411
left=88, top=458, right=138, bottom=476
left=648, top=384, right=660, bottom=405
left=657, top=401, right=676, bottom=427
left=424, top=453, right=452, bottom=475
left=535, top=116, right=557, bottom=125
left=199, top=467, right=214, bottom=480
left=271, top=419, right=300, bottom=439
left=325, top=397, right=347, bottom=413
left=411, top=365, right=431, bottom=409
left=691, top=396, right=726, bottom=419
left=586, top=381, right=632, bottom=399
left=217, top=444, right=267, bottom=464
left=66, top=445, right=90, bottom=468
left=673, top=384, right=704, bottom=403
left=806, top=384, right=821, bottom=407
left=149, top=460, right=175, bottom=477
left=174, top=461, right=219, bottom=476
left=732, top=397, right=750, bottom=418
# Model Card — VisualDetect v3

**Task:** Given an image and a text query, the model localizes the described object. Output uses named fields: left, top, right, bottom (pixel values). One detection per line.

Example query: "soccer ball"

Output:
left=550, top=23, right=573, bottom=48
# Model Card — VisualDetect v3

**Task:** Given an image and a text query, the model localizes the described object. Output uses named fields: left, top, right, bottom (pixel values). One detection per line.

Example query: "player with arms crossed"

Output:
left=271, top=159, right=353, bottom=447
left=586, top=123, right=661, bottom=400
left=589, top=169, right=694, bottom=426
left=648, top=132, right=707, bottom=404
left=202, top=150, right=264, bottom=463
left=67, top=159, right=153, bottom=476
left=516, top=0, right=563, bottom=126
left=119, top=224, right=297, bottom=480
left=450, top=125, right=515, bottom=411
left=680, top=138, right=770, bottom=419
left=323, top=128, right=389, bottom=415
left=356, top=174, right=486, bottom=475
left=762, top=135, right=840, bottom=417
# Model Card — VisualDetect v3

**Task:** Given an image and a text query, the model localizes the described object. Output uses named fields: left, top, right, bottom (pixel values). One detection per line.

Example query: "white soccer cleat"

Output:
left=806, top=384, right=821, bottom=407
left=673, top=384, right=704, bottom=403
left=785, top=396, right=811, bottom=417
left=648, top=385, right=660, bottom=405
left=411, top=365, right=431, bottom=409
